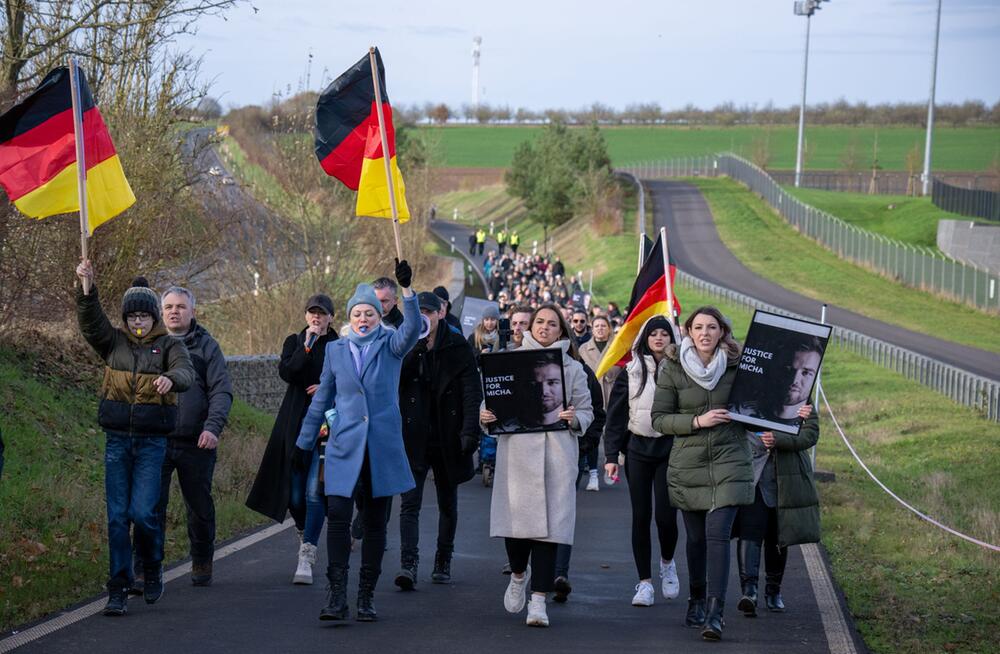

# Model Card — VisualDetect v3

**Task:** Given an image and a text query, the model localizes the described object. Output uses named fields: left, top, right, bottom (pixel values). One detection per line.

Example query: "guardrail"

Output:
left=619, top=154, right=1000, bottom=312
left=674, top=268, right=1000, bottom=422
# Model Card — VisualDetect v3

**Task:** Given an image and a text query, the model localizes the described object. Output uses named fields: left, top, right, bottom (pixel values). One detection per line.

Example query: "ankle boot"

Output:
left=431, top=550, right=452, bottom=584
left=701, top=597, right=725, bottom=641
left=319, top=565, right=349, bottom=621
left=357, top=567, right=379, bottom=622
left=736, top=539, right=761, bottom=617
left=684, top=585, right=707, bottom=628
left=765, top=577, right=785, bottom=613
left=394, top=554, right=418, bottom=591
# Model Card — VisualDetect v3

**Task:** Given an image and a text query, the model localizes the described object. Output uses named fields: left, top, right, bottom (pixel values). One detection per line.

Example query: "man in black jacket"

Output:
left=394, top=292, right=483, bottom=590
left=142, top=286, right=233, bottom=588
left=373, top=277, right=404, bottom=328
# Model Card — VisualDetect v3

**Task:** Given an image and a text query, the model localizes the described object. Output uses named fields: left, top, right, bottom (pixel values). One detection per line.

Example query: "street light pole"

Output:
left=793, top=0, right=829, bottom=188
left=921, top=0, right=943, bottom=197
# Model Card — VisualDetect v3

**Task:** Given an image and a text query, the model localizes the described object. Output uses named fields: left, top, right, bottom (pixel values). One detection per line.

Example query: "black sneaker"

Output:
left=553, top=576, right=572, bottom=603
left=191, top=562, right=213, bottom=587
left=128, top=573, right=144, bottom=596
left=431, top=552, right=451, bottom=584
left=143, top=568, right=164, bottom=605
left=103, top=587, right=128, bottom=616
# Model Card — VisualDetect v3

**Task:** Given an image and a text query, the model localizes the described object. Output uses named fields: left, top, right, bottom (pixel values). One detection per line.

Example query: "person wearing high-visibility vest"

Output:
left=496, top=229, right=507, bottom=255
left=475, top=228, right=487, bottom=256
left=509, top=230, right=520, bottom=254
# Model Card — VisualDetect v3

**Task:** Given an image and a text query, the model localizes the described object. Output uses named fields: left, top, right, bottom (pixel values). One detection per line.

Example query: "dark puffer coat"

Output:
left=771, top=410, right=821, bottom=547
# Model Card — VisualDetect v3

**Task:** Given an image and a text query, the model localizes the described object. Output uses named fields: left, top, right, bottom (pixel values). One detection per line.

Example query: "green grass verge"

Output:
left=0, top=347, right=274, bottom=632
left=554, top=222, right=999, bottom=654
left=690, top=177, right=1000, bottom=353
left=785, top=187, right=969, bottom=248
left=415, top=125, right=1000, bottom=171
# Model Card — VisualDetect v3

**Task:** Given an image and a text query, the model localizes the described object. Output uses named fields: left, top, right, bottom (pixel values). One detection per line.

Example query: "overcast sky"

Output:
left=178, top=0, right=1000, bottom=111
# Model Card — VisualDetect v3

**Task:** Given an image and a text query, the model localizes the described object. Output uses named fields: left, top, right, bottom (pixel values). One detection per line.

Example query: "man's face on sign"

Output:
left=532, top=362, right=563, bottom=413
left=783, top=350, right=820, bottom=406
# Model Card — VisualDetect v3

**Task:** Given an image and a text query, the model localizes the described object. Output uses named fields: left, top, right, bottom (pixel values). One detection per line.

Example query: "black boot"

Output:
left=103, top=585, right=128, bottom=617
left=394, top=554, right=418, bottom=591
left=764, top=541, right=788, bottom=612
left=765, top=577, right=785, bottom=613
left=319, top=566, right=350, bottom=621
left=736, top=540, right=761, bottom=617
left=701, top=597, right=725, bottom=641
left=431, top=550, right=452, bottom=584
left=356, top=567, right=379, bottom=622
left=684, top=585, right=707, bottom=628
left=143, top=566, right=164, bottom=605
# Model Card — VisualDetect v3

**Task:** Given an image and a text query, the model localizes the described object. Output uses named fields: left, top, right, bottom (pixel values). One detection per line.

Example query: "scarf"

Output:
left=346, top=323, right=383, bottom=376
left=679, top=336, right=727, bottom=391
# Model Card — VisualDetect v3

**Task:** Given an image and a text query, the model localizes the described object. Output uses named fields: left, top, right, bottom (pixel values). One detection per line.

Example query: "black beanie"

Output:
left=121, top=277, right=161, bottom=324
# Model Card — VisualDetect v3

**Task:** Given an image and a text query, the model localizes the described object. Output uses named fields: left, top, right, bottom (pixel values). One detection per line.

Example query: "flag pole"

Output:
left=368, top=47, right=403, bottom=261
left=69, top=58, right=91, bottom=294
left=659, top=226, right=678, bottom=337
left=637, top=232, right=645, bottom=274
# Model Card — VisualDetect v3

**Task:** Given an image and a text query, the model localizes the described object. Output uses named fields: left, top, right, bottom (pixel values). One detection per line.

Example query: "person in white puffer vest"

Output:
left=603, top=315, right=682, bottom=608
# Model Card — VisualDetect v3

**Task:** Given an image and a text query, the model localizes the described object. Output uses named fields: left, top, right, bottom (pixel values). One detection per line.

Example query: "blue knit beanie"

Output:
left=347, top=283, right=380, bottom=315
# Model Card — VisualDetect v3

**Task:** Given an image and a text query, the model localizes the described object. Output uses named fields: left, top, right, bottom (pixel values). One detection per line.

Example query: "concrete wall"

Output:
left=937, top=220, right=1000, bottom=275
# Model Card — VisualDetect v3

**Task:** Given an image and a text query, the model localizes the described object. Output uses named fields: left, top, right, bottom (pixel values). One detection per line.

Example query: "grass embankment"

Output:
left=785, top=187, right=969, bottom=249
left=416, top=125, right=1000, bottom=171
left=690, top=177, right=1000, bottom=352
left=0, top=347, right=275, bottom=632
left=551, top=220, right=999, bottom=654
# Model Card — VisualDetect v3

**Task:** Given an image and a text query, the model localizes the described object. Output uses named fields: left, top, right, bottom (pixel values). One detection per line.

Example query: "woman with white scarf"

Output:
left=650, top=306, right=753, bottom=642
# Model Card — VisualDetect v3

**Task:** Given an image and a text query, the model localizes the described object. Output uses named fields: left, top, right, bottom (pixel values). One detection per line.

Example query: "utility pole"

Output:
left=793, top=0, right=830, bottom=188
left=472, top=36, right=482, bottom=108
left=921, top=0, right=943, bottom=196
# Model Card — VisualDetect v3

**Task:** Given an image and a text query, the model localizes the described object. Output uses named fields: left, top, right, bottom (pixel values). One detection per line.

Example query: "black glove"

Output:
left=291, top=447, right=311, bottom=473
left=394, top=258, right=412, bottom=289
left=460, top=434, right=479, bottom=457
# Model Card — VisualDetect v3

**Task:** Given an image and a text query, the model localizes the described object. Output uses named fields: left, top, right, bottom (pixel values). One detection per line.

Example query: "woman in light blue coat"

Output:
left=294, top=259, right=420, bottom=623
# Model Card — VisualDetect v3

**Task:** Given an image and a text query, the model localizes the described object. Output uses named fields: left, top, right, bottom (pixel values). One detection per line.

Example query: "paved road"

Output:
left=648, top=180, right=1000, bottom=382
left=11, top=477, right=845, bottom=653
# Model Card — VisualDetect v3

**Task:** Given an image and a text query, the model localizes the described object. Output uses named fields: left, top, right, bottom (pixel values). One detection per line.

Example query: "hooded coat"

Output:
left=295, top=293, right=421, bottom=498
left=488, top=333, right=594, bottom=545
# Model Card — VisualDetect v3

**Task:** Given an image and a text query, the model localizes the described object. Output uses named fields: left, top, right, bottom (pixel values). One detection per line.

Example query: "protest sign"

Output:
left=727, top=310, right=831, bottom=435
left=480, top=348, right=567, bottom=435
left=459, top=297, right=499, bottom=338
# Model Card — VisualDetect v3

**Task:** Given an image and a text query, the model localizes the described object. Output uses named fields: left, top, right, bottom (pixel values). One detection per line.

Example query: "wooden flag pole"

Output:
left=368, top=47, right=403, bottom=261
left=659, top=226, right=679, bottom=335
left=69, top=58, right=91, bottom=294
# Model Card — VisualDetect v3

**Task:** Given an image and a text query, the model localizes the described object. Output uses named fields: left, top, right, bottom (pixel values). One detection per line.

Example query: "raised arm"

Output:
left=76, top=285, right=116, bottom=359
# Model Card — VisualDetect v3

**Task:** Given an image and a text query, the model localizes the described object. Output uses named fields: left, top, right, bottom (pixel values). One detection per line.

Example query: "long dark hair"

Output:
left=530, top=303, right=580, bottom=361
left=683, top=306, right=740, bottom=359
left=632, top=316, right=675, bottom=398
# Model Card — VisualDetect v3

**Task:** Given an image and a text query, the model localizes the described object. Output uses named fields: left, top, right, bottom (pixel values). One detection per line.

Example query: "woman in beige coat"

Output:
left=481, top=304, right=594, bottom=628
left=578, top=315, right=621, bottom=489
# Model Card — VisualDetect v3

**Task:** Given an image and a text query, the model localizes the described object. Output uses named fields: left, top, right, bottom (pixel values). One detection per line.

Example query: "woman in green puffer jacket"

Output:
left=650, top=306, right=753, bottom=642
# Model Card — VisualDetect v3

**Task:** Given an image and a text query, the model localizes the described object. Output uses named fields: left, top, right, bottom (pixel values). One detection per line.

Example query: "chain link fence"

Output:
left=932, top=178, right=1000, bottom=222
left=620, top=154, right=1000, bottom=312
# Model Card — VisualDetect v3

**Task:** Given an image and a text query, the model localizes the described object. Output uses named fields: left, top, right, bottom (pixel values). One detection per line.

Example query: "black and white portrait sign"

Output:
left=480, top=348, right=568, bottom=435
left=727, top=310, right=831, bottom=435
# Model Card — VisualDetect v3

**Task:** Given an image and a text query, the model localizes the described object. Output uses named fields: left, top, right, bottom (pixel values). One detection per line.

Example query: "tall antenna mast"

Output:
left=472, top=36, right=482, bottom=107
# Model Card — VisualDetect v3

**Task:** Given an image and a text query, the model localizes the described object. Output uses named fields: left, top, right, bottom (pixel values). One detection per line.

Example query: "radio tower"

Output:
left=472, top=36, right=482, bottom=107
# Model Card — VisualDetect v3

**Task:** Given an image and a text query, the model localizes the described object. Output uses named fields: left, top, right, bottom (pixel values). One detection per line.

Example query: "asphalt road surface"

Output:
left=11, top=476, right=848, bottom=653
left=648, top=180, right=1000, bottom=382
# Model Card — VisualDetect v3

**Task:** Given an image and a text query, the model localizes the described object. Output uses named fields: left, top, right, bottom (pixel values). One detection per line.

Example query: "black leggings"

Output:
left=326, top=456, right=389, bottom=578
left=681, top=506, right=739, bottom=600
left=625, top=455, right=678, bottom=580
left=504, top=538, right=558, bottom=593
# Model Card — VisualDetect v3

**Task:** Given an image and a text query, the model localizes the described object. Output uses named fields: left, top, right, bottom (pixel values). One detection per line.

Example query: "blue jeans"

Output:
left=105, top=433, right=166, bottom=589
left=290, top=446, right=326, bottom=546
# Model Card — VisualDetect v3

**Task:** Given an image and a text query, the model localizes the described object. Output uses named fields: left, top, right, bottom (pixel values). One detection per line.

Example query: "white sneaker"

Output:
left=632, top=580, right=655, bottom=607
left=293, top=542, right=317, bottom=585
left=526, top=594, right=549, bottom=627
left=504, top=565, right=531, bottom=613
left=586, top=470, right=599, bottom=491
left=659, top=559, right=680, bottom=599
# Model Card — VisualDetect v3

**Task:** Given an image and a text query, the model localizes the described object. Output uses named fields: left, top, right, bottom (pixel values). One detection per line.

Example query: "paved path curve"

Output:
left=647, top=180, right=1000, bottom=382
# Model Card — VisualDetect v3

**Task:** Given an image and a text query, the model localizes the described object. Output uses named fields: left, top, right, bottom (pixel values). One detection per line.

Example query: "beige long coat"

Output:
left=578, top=338, right=621, bottom=409
left=488, top=334, right=594, bottom=545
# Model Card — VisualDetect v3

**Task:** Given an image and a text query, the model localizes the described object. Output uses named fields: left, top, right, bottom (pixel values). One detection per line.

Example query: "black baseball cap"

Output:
left=417, top=291, right=442, bottom=312
left=432, top=285, right=450, bottom=302
left=305, top=294, right=334, bottom=315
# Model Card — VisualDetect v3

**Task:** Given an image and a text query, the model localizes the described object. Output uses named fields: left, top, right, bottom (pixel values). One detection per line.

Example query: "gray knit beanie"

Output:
left=121, top=277, right=160, bottom=324
left=347, top=283, right=380, bottom=315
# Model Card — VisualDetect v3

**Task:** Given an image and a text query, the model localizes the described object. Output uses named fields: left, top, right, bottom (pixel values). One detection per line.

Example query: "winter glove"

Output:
left=460, top=434, right=480, bottom=457
left=291, top=447, right=311, bottom=473
left=394, top=258, right=412, bottom=289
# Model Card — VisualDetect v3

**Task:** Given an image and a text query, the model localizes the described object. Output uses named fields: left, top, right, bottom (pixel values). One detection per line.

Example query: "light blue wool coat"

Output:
left=296, top=293, right=420, bottom=498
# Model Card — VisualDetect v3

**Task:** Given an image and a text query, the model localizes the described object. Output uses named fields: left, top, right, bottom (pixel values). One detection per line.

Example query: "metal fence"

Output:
left=674, top=269, right=1000, bottom=422
left=620, top=154, right=1000, bottom=312
left=932, top=178, right=1000, bottom=222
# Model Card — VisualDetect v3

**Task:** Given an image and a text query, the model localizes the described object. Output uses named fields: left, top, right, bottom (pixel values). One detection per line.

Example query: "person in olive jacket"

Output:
left=75, top=261, right=194, bottom=617
left=393, top=291, right=482, bottom=590
left=650, top=306, right=753, bottom=642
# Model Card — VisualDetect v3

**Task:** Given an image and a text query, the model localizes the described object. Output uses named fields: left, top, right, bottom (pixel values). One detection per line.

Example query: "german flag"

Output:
left=314, top=48, right=409, bottom=222
left=595, top=231, right=681, bottom=378
left=0, top=66, right=134, bottom=234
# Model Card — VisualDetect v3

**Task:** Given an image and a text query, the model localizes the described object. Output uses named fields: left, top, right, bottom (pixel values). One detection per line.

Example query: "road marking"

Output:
left=801, top=543, right=859, bottom=654
left=0, top=520, right=293, bottom=653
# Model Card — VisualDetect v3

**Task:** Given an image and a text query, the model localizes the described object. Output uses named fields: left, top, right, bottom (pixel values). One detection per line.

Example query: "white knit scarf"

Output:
left=679, top=336, right=727, bottom=390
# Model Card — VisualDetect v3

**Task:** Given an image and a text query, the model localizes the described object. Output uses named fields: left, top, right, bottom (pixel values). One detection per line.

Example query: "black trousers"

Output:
left=625, top=455, right=678, bottom=580
left=681, top=506, right=739, bottom=600
left=326, top=456, right=389, bottom=578
left=399, top=447, right=458, bottom=561
left=734, top=487, right=788, bottom=584
left=153, top=439, right=217, bottom=565
left=505, top=538, right=558, bottom=594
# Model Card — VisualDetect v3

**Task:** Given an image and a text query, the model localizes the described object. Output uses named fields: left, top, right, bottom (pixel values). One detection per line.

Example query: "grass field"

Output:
left=416, top=125, right=1000, bottom=171
left=785, top=187, right=968, bottom=248
left=0, top=346, right=274, bottom=632
left=690, top=177, right=1000, bottom=353
left=547, top=218, right=999, bottom=654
